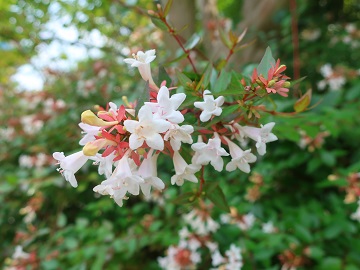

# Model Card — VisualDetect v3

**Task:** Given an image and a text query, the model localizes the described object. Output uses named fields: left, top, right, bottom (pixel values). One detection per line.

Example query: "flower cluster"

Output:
left=53, top=49, right=283, bottom=208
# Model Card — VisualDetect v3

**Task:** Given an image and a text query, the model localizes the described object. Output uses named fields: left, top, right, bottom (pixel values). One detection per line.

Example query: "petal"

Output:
left=199, top=111, right=212, bottom=122
left=169, top=93, right=186, bottom=110
left=211, top=156, right=223, bottom=172
left=184, top=173, right=198, bottom=183
left=129, top=134, right=144, bottom=150
left=153, top=119, right=171, bottom=133
left=146, top=133, right=164, bottom=150
left=194, top=101, right=206, bottom=110
left=226, top=161, right=236, bottom=172
left=123, top=120, right=138, bottom=133
left=138, top=104, right=153, bottom=122
left=267, top=133, right=278, bottom=142
left=215, top=96, right=225, bottom=106
left=53, top=152, right=65, bottom=161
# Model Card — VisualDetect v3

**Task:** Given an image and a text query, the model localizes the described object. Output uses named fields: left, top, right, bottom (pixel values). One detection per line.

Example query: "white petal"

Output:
left=146, top=133, right=164, bottom=150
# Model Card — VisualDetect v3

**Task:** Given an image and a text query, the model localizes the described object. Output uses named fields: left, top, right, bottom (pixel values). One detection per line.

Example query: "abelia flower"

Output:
left=124, top=105, right=170, bottom=150
left=92, top=152, right=115, bottom=178
left=171, top=151, right=201, bottom=186
left=78, top=123, right=100, bottom=145
left=224, top=137, right=257, bottom=173
left=164, top=124, right=194, bottom=151
left=124, top=49, right=157, bottom=89
left=93, top=156, right=144, bottom=207
left=145, top=86, right=186, bottom=123
left=191, top=134, right=229, bottom=172
left=136, top=152, right=165, bottom=197
left=238, top=122, right=278, bottom=155
left=194, top=90, right=225, bottom=122
left=53, top=151, right=89, bottom=188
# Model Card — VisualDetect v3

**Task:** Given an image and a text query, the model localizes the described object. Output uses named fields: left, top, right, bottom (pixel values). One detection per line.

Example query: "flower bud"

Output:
left=282, top=81, right=291, bottom=88
left=268, top=80, right=276, bottom=87
left=82, top=139, right=116, bottom=156
left=81, top=110, right=118, bottom=127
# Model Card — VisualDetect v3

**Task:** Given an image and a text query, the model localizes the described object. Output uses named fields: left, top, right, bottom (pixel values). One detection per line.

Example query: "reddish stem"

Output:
left=159, top=16, right=198, bottom=74
left=198, top=166, right=205, bottom=195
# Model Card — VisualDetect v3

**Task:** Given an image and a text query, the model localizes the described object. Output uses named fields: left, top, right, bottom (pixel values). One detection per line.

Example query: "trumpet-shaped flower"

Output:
left=91, top=152, right=115, bottom=178
left=93, top=156, right=144, bottom=206
left=145, top=86, right=186, bottom=123
left=224, top=137, right=257, bottom=173
left=137, top=152, right=165, bottom=197
left=164, top=124, right=194, bottom=151
left=124, top=105, right=171, bottom=150
left=191, top=134, right=229, bottom=172
left=53, top=151, right=89, bottom=187
left=238, top=122, right=278, bottom=155
left=194, top=90, right=224, bottom=122
left=78, top=123, right=100, bottom=145
left=124, top=49, right=157, bottom=88
left=171, top=151, right=201, bottom=186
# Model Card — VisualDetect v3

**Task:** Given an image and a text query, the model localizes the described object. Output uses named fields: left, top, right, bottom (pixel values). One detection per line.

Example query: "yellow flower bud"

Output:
left=81, top=110, right=118, bottom=127
left=282, top=81, right=291, bottom=88
left=268, top=80, right=276, bottom=87
left=82, top=139, right=116, bottom=156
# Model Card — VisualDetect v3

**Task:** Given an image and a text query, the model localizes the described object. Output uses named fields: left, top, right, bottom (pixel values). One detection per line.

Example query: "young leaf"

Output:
left=163, top=0, right=173, bottom=16
left=157, top=66, right=172, bottom=86
left=151, top=17, right=168, bottom=31
left=206, top=185, right=230, bottom=212
left=294, top=89, right=312, bottom=112
left=184, top=34, right=201, bottom=50
left=257, top=46, right=276, bottom=76
left=135, top=81, right=150, bottom=116
left=213, top=70, right=231, bottom=93
left=176, top=69, right=192, bottom=88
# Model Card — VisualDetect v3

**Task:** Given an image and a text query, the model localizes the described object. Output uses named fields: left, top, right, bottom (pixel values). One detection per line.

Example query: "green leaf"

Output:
left=308, top=246, right=324, bottom=260
left=171, top=191, right=197, bottom=204
left=213, top=70, right=231, bottom=93
left=184, top=34, right=201, bottom=50
left=294, top=224, right=313, bottom=243
left=135, top=81, right=150, bottom=117
left=206, top=185, right=230, bottom=212
left=294, top=89, right=312, bottom=112
left=151, top=17, right=168, bottom=31
left=163, top=0, right=173, bottom=16
left=176, top=70, right=192, bottom=88
left=158, top=66, right=172, bottom=86
left=319, top=257, right=342, bottom=270
left=196, top=64, right=213, bottom=91
left=257, top=46, right=276, bottom=76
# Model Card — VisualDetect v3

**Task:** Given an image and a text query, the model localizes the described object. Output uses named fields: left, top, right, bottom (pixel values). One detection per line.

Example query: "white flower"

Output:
left=194, top=90, right=224, bottom=122
left=238, top=122, right=278, bottom=155
left=164, top=124, right=194, bottom=151
left=93, top=156, right=144, bottom=206
left=136, top=152, right=165, bottom=197
left=53, top=151, right=89, bottom=187
left=224, top=137, right=257, bottom=173
left=124, top=49, right=157, bottom=88
left=145, top=86, right=186, bottom=124
left=225, top=244, right=242, bottom=264
left=262, top=221, right=276, bottom=233
left=12, top=246, right=30, bottom=260
left=171, top=151, right=201, bottom=186
left=212, top=250, right=225, bottom=266
left=351, top=200, right=360, bottom=222
left=79, top=123, right=101, bottom=145
left=237, top=213, right=255, bottom=231
left=124, top=105, right=170, bottom=150
left=91, top=153, right=115, bottom=178
left=191, top=134, right=229, bottom=171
